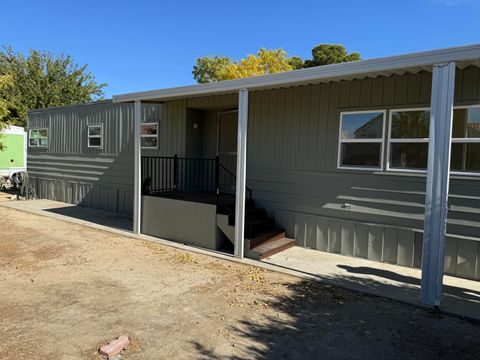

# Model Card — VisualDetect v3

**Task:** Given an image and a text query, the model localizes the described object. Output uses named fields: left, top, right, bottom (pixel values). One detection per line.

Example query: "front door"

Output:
left=217, top=110, right=237, bottom=193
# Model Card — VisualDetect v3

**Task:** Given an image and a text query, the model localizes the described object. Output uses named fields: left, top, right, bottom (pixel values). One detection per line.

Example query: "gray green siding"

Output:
left=246, top=68, right=480, bottom=279
left=27, top=101, right=161, bottom=215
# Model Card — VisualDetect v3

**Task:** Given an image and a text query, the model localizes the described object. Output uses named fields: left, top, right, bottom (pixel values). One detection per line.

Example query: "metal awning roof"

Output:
left=113, top=44, right=480, bottom=103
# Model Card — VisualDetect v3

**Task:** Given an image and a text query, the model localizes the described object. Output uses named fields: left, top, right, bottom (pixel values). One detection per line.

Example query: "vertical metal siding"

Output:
left=27, top=101, right=162, bottom=215
left=247, top=68, right=480, bottom=280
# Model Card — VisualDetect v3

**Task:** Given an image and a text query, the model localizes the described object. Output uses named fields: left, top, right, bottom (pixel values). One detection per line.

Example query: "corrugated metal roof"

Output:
left=113, top=44, right=480, bottom=103
left=28, top=100, right=114, bottom=114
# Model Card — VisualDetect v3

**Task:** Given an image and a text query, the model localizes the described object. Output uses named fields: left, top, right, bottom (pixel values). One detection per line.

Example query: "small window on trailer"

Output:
left=29, top=128, right=48, bottom=147
left=87, top=124, right=103, bottom=148
left=141, top=122, right=158, bottom=149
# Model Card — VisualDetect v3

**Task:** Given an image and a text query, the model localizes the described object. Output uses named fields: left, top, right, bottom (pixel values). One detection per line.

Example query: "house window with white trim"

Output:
left=451, top=106, right=480, bottom=173
left=87, top=124, right=103, bottom=148
left=387, top=106, right=480, bottom=174
left=388, top=109, right=430, bottom=171
left=141, top=122, right=158, bottom=149
left=338, top=111, right=385, bottom=169
left=29, top=128, right=48, bottom=147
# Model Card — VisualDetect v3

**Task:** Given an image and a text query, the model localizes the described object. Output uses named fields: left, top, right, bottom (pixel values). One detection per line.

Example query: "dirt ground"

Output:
left=0, top=203, right=479, bottom=359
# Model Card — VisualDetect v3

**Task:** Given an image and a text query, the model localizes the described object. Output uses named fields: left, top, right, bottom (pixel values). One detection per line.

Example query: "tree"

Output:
left=192, top=56, right=231, bottom=83
left=0, top=74, right=11, bottom=122
left=193, top=44, right=361, bottom=82
left=0, top=47, right=106, bottom=127
left=193, top=48, right=297, bottom=83
left=0, top=74, right=12, bottom=150
left=303, top=44, right=361, bottom=68
left=222, top=48, right=293, bottom=80
left=288, top=56, right=304, bottom=70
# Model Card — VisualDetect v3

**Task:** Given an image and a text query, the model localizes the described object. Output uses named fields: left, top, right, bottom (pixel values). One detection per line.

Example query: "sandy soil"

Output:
left=0, top=204, right=479, bottom=359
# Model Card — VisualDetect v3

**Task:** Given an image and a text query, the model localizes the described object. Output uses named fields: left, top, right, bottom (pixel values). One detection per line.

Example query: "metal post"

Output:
left=421, top=62, right=456, bottom=307
left=133, top=100, right=142, bottom=234
left=215, top=155, right=220, bottom=194
left=234, top=89, right=249, bottom=259
left=174, top=154, right=178, bottom=190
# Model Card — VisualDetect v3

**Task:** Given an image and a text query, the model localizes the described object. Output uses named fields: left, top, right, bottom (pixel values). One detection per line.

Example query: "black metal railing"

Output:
left=141, top=155, right=217, bottom=194
left=141, top=155, right=252, bottom=202
left=218, top=162, right=252, bottom=201
left=141, top=156, right=176, bottom=193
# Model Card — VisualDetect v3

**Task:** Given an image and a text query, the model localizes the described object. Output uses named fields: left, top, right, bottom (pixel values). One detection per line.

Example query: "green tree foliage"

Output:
left=0, top=74, right=13, bottom=150
left=0, top=74, right=12, bottom=123
left=192, top=56, right=231, bottom=83
left=0, top=47, right=106, bottom=127
left=193, top=44, right=361, bottom=83
left=288, top=56, right=305, bottom=70
left=303, top=44, right=361, bottom=68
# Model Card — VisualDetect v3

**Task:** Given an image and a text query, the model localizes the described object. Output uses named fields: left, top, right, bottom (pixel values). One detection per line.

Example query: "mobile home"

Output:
left=27, top=45, right=480, bottom=306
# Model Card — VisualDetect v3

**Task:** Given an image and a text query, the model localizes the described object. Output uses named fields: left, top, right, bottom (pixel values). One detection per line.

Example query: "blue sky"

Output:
left=1, top=0, right=478, bottom=98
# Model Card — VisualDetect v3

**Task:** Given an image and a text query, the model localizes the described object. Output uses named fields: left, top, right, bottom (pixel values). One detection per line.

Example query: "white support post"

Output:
left=421, top=62, right=456, bottom=307
left=133, top=100, right=142, bottom=234
left=234, top=89, right=249, bottom=259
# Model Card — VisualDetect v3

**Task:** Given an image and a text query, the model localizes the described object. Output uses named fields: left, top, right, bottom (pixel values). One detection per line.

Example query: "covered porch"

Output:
left=113, top=44, right=480, bottom=310
left=138, top=103, right=294, bottom=258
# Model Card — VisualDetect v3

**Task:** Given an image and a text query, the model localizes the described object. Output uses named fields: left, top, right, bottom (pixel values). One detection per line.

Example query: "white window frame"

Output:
left=450, top=104, right=480, bottom=176
left=141, top=122, right=158, bottom=149
left=87, top=124, right=103, bottom=149
left=386, top=105, right=480, bottom=176
left=337, top=110, right=386, bottom=171
left=386, top=107, right=430, bottom=174
left=28, top=128, right=49, bottom=148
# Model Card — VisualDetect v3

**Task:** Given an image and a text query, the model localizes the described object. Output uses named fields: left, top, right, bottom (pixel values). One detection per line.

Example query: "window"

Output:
left=29, top=128, right=48, bottom=147
left=87, top=124, right=103, bottom=148
left=451, top=106, right=480, bottom=174
left=141, top=122, right=158, bottom=149
left=386, top=106, right=480, bottom=175
left=387, top=109, right=430, bottom=172
left=337, top=111, right=385, bottom=170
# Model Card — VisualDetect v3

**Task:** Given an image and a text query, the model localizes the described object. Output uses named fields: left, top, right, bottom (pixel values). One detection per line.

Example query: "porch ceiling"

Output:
left=113, top=44, right=480, bottom=103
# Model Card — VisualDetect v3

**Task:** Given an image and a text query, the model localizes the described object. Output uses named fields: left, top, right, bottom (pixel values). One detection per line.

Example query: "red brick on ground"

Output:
left=99, top=335, right=129, bottom=358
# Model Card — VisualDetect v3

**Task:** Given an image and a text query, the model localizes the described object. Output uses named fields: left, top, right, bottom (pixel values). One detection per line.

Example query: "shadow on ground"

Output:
left=192, top=275, right=480, bottom=360
left=338, top=264, right=480, bottom=303
left=45, top=206, right=132, bottom=231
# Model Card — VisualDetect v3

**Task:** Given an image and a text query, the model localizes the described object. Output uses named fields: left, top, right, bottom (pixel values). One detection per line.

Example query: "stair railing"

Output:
left=217, top=156, right=252, bottom=202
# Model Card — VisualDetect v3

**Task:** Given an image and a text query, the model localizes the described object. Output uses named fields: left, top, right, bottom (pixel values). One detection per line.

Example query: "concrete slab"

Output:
left=262, top=246, right=480, bottom=320
left=0, top=198, right=132, bottom=232
left=1, top=196, right=478, bottom=321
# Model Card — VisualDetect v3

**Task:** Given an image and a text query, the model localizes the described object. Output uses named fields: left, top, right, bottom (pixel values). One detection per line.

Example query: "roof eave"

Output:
left=113, top=44, right=480, bottom=103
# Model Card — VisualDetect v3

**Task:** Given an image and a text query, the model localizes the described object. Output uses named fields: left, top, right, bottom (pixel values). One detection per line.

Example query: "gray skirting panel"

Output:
left=31, top=177, right=133, bottom=216
left=271, top=209, right=480, bottom=281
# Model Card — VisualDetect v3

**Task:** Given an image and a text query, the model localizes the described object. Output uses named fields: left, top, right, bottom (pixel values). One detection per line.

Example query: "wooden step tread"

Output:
left=247, top=228, right=285, bottom=248
left=252, top=238, right=295, bottom=259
